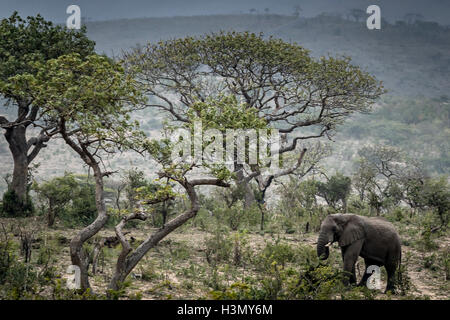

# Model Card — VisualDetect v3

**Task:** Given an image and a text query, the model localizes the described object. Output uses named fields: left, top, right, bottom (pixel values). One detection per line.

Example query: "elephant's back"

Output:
left=365, top=217, right=401, bottom=242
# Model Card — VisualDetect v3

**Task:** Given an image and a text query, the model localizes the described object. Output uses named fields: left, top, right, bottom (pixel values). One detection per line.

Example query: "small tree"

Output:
left=32, top=173, right=78, bottom=227
left=422, top=177, right=450, bottom=227
left=316, top=172, right=352, bottom=211
left=353, top=144, right=425, bottom=214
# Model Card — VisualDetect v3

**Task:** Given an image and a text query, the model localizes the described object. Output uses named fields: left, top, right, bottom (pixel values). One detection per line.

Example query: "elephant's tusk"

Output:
left=325, top=242, right=333, bottom=247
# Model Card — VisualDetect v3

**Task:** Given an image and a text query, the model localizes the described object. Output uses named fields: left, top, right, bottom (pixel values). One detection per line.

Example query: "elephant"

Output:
left=316, top=213, right=401, bottom=293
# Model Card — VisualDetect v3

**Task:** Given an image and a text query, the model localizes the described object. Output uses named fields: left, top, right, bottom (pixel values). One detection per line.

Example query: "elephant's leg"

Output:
left=350, top=264, right=357, bottom=284
left=385, top=262, right=397, bottom=293
left=342, top=240, right=363, bottom=286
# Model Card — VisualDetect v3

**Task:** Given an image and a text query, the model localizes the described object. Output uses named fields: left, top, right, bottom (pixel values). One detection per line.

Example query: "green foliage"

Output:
left=204, top=230, right=233, bottom=266
left=64, top=183, right=97, bottom=227
left=0, top=12, right=95, bottom=95
left=256, top=239, right=297, bottom=270
left=1, top=189, right=34, bottom=217
left=4, top=51, right=146, bottom=157
left=209, top=242, right=347, bottom=300
left=196, top=192, right=260, bottom=231
left=395, top=257, right=413, bottom=296
left=422, top=177, right=450, bottom=226
left=0, top=239, right=54, bottom=299
left=123, top=168, right=150, bottom=209
left=423, top=254, right=439, bottom=271
left=187, top=95, right=268, bottom=131
left=289, top=264, right=345, bottom=300
left=220, top=202, right=260, bottom=231
left=316, top=172, right=351, bottom=210
left=52, top=280, right=100, bottom=300
left=32, top=174, right=99, bottom=227
left=106, top=280, right=133, bottom=300
left=441, top=249, right=450, bottom=281
left=32, top=173, right=78, bottom=225
left=278, top=178, right=319, bottom=218
left=418, top=227, right=439, bottom=251
left=209, top=282, right=255, bottom=300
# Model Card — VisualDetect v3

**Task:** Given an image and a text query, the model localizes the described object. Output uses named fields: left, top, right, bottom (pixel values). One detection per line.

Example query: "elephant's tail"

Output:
left=397, top=247, right=403, bottom=286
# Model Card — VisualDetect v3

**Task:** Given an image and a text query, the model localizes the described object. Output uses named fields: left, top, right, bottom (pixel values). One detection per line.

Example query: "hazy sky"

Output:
left=0, top=0, right=449, bottom=24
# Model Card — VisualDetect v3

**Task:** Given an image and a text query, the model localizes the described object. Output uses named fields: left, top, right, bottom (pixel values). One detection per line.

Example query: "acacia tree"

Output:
left=316, top=172, right=352, bottom=211
left=0, top=13, right=95, bottom=210
left=6, top=53, right=145, bottom=290
left=124, top=32, right=384, bottom=207
left=353, top=144, right=426, bottom=214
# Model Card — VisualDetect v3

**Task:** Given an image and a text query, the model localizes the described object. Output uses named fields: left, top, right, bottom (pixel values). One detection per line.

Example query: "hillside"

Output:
left=85, top=14, right=450, bottom=97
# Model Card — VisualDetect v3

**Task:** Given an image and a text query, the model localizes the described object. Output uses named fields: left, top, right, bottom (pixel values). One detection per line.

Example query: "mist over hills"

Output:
left=85, top=14, right=450, bottom=97
left=1, top=0, right=449, bottom=25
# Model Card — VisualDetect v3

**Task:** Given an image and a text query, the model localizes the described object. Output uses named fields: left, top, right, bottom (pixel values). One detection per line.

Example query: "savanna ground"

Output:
left=1, top=205, right=448, bottom=300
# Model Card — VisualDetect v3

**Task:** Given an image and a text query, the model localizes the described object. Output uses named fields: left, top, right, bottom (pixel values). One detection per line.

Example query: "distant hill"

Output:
left=326, top=95, right=450, bottom=177
left=86, top=14, right=450, bottom=97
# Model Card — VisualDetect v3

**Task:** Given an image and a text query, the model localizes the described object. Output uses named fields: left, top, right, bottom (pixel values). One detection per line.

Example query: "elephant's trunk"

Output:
left=317, top=231, right=330, bottom=260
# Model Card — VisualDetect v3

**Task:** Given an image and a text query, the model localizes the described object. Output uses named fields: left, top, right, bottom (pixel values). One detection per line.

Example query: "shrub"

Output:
left=1, top=189, right=34, bottom=217
left=0, top=239, right=53, bottom=299
left=288, top=264, right=345, bottom=300
left=395, top=261, right=413, bottom=296
left=255, top=239, right=297, bottom=270
left=204, top=230, right=233, bottom=266
left=60, top=183, right=97, bottom=227
left=439, top=249, right=450, bottom=281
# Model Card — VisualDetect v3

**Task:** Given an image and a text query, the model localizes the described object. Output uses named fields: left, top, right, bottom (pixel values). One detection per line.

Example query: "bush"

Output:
left=0, top=239, right=53, bottom=299
left=255, top=239, right=297, bottom=270
left=441, top=249, right=450, bottom=281
left=60, top=183, right=97, bottom=227
left=288, top=264, right=345, bottom=300
left=1, top=189, right=34, bottom=217
left=204, top=230, right=233, bottom=266
left=395, top=261, right=413, bottom=296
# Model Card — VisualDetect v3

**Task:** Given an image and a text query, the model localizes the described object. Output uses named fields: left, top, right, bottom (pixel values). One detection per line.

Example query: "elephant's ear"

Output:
left=338, top=219, right=365, bottom=247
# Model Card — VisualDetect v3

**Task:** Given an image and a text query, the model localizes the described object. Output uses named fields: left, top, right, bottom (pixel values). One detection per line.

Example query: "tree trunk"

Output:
left=69, top=164, right=109, bottom=291
left=5, top=125, right=28, bottom=202
left=235, top=163, right=255, bottom=209
left=342, top=197, right=348, bottom=212
left=47, top=202, right=56, bottom=227
left=108, top=182, right=200, bottom=292
left=260, top=209, right=265, bottom=231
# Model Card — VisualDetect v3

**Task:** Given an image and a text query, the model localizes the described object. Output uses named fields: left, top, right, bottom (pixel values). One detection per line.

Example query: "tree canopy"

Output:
left=0, top=12, right=96, bottom=209
left=124, top=31, right=384, bottom=206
